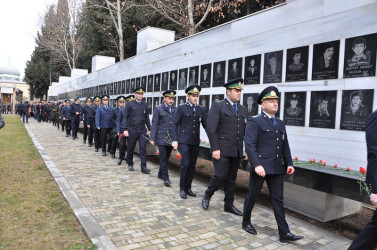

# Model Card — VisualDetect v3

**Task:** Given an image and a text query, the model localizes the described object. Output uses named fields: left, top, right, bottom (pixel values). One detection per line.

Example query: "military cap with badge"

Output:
left=257, top=86, right=279, bottom=104
left=224, top=77, right=244, bottom=90
left=134, top=87, right=146, bottom=94
left=162, top=90, right=177, bottom=97
left=185, top=85, right=201, bottom=95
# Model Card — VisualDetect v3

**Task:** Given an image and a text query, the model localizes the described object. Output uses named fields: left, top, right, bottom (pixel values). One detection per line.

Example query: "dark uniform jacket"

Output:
left=69, top=102, right=82, bottom=118
left=150, top=102, right=176, bottom=146
left=88, top=105, right=99, bottom=125
left=123, top=100, right=151, bottom=131
left=21, top=103, right=30, bottom=113
left=365, top=110, right=377, bottom=194
left=172, top=102, right=207, bottom=145
left=116, top=107, right=125, bottom=133
left=80, top=105, right=91, bottom=125
left=245, top=112, right=293, bottom=175
left=61, top=105, right=72, bottom=120
left=206, top=99, right=247, bottom=158
left=95, top=105, right=113, bottom=128
left=110, top=107, right=121, bottom=129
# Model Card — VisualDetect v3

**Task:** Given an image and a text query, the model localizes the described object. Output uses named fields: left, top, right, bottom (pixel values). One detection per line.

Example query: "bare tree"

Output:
left=39, top=0, right=84, bottom=70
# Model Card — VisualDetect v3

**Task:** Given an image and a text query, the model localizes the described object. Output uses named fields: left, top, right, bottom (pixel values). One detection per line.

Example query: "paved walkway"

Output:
left=25, top=119, right=351, bottom=249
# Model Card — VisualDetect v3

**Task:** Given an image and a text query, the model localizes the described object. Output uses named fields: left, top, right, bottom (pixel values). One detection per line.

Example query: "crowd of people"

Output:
left=0, top=103, right=12, bottom=114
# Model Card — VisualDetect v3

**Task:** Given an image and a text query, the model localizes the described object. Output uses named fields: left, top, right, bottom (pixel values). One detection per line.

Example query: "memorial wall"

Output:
left=48, top=0, right=377, bottom=170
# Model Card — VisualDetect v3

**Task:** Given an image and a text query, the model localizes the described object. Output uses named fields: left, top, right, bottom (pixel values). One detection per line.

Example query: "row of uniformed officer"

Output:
left=70, top=96, right=82, bottom=140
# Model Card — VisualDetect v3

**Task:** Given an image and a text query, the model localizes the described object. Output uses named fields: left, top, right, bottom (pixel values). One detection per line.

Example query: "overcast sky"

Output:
left=0, top=0, right=57, bottom=79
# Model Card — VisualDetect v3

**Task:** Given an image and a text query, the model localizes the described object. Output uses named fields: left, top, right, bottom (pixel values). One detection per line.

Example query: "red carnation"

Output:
left=320, top=160, right=323, bottom=163
left=295, top=156, right=298, bottom=161
left=200, top=139, right=202, bottom=142
left=346, top=167, right=350, bottom=172
left=156, top=151, right=160, bottom=155
left=360, top=167, right=366, bottom=174
left=323, top=162, right=326, bottom=166
left=334, top=163, right=338, bottom=168
left=287, top=168, right=293, bottom=174
left=313, top=159, right=316, bottom=163
left=120, top=133, right=124, bottom=138
left=176, top=153, right=182, bottom=160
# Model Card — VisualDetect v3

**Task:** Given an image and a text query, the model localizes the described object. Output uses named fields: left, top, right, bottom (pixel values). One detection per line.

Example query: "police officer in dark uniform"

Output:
left=349, top=110, right=377, bottom=250
left=89, top=96, right=101, bottom=151
left=70, top=96, right=82, bottom=140
left=150, top=90, right=177, bottom=186
left=50, top=100, right=59, bottom=127
left=95, top=95, right=113, bottom=156
left=61, top=99, right=72, bottom=137
left=172, top=85, right=207, bottom=199
left=202, top=78, right=247, bottom=216
left=109, top=95, right=126, bottom=158
left=123, top=88, right=151, bottom=174
left=243, top=86, right=303, bottom=243
left=117, top=95, right=134, bottom=165
left=80, top=97, right=92, bottom=145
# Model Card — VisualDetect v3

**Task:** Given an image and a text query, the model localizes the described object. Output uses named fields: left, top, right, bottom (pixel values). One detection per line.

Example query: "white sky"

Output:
left=0, top=0, right=57, bottom=79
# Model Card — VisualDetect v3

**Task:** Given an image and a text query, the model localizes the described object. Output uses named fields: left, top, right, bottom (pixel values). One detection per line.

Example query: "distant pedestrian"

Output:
left=7, top=104, right=12, bottom=114
left=0, top=113, right=4, bottom=129
left=21, top=101, right=30, bottom=124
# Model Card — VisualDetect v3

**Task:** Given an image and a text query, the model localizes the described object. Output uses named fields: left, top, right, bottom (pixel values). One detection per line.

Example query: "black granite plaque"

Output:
left=344, top=33, right=377, bottom=78
left=213, top=61, right=226, bottom=87
left=312, top=40, right=340, bottom=80
left=178, top=68, right=188, bottom=90
left=131, top=79, right=136, bottom=93
left=188, top=66, right=199, bottom=86
left=212, top=94, right=224, bottom=104
left=286, top=46, right=309, bottom=82
left=178, top=96, right=186, bottom=105
left=309, top=91, right=337, bottom=129
left=243, top=93, right=259, bottom=117
left=244, top=55, right=261, bottom=85
left=146, top=97, right=152, bottom=114
left=228, top=57, right=243, bottom=81
left=284, top=92, right=306, bottom=126
left=199, top=95, right=210, bottom=113
left=200, top=64, right=211, bottom=88
left=263, top=50, right=283, bottom=83
left=161, top=72, right=169, bottom=91
left=147, top=75, right=153, bottom=92
left=141, top=76, right=147, bottom=90
left=109, top=83, right=114, bottom=95
left=126, top=80, right=130, bottom=94
left=121, top=80, right=125, bottom=94
left=117, top=81, right=121, bottom=95
left=136, top=77, right=141, bottom=88
left=154, top=74, right=160, bottom=92
left=340, top=89, right=374, bottom=131
left=169, top=70, right=178, bottom=90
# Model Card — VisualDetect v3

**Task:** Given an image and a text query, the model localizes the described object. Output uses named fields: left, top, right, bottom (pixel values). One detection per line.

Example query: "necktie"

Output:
left=271, top=117, right=276, bottom=127
left=233, top=103, right=238, bottom=114
left=169, top=107, right=172, bottom=113
left=105, top=106, right=108, bottom=110
left=192, top=105, right=196, bottom=112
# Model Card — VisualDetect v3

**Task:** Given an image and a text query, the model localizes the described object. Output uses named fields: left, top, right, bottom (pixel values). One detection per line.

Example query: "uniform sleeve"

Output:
left=95, top=107, right=101, bottom=128
left=145, top=105, right=151, bottom=131
left=116, top=110, right=123, bottom=133
left=201, top=107, right=208, bottom=130
left=150, top=107, right=159, bottom=141
left=282, top=123, right=293, bottom=168
left=123, top=104, right=131, bottom=130
left=366, top=110, right=377, bottom=194
left=245, top=118, right=261, bottom=169
left=206, top=102, right=221, bottom=151
left=80, top=107, right=85, bottom=122
left=172, top=106, right=183, bottom=142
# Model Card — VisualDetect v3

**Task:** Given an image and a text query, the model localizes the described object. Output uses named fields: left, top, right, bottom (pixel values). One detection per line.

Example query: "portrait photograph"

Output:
left=153, top=97, right=161, bottom=111
left=136, top=77, right=141, bottom=88
left=178, top=68, right=188, bottom=90
left=117, top=81, right=121, bottom=95
left=126, top=80, right=130, bottom=94
left=340, top=89, right=374, bottom=131
left=200, top=63, right=212, bottom=88
left=263, top=50, right=283, bottom=83
left=178, top=96, right=186, bottom=105
left=213, top=61, right=226, bottom=87
left=243, top=93, right=259, bottom=117
left=309, top=91, right=337, bottom=129
left=286, top=46, right=309, bottom=82
left=228, top=57, right=243, bottom=81
left=121, top=80, right=125, bottom=94
left=211, top=94, right=224, bottom=104
left=109, top=82, right=114, bottom=95
left=188, top=66, right=199, bottom=86
left=141, top=76, right=147, bottom=90
left=146, top=97, right=152, bottom=114
left=312, top=40, right=340, bottom=80
left=343, top=33, right=377, bottom=78
left=199, top=95, right=210, bottom=113
left=244, top=54, right=261, bottom=85
left=147, top=75, right=153, bottom=92
left=284, top=92, right=306, bottom=127
left=169, top=70, right=178, bottom=90
left=131, top=79, right=136, bottom=92
left=154, top=73, right=161, bottom=92
left=161, top=72, right=169, bottom=91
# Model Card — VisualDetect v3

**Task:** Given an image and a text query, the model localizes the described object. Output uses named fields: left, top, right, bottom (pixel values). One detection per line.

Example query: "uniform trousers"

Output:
left=158, top=145, right=173, bottom=181
left=93, top=124, right=100, bottom=149
left=126, top=128, right=147, bottom=168
left=243, top=173, right=289, bottom=235
left=205, top=156, right=241, bottom=207
left=118, top=134, right=128, bottom=159
left=61, top=118, right=65, bottom=131
left=82, top=123, right=89, bottom=142
left=100, top=127, right=112, bottom=153
left=178, top=143, right=199, bottom=191
left=65, top=120, right=71, bottom=136
left=110, top=132, right=118, bottom=155
left=22, top=112, right=28, bottom=123
left=71, top=116, right=80, bottom=138
left=348, top=209, right=377, bottom=250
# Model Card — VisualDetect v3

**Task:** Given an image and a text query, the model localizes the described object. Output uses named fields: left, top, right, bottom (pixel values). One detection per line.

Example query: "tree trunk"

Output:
left=117, top=0, right=124, bottom=61
left=187, top=0, right=196, bottom=35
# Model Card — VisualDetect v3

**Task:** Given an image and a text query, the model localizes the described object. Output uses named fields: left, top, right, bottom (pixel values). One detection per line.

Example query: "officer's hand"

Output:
left=212, top=150, right=220, bottom=161
left=371, top=193, right=377, bottom=208
left=80, top=121, right=83, bottom=124
left=172, top=141, right=178, bottom=150
left=87, top=125, right=90, bottom=128
left=287, top=166, right=295, bottom=175
left=150, top=140, right=155, bottom=145
left=244, top=153, right=248, bottom=161
left=124, top=131, right=129, bottom=137
left=147, top=129, right=150, bottom=136
left=255, top=166, right=266, bottom=177
left=76, top=112, right=79, bottom=115
left=117, top=132, right=120, bottom=136
left=97, top=127, right=100, bottom=130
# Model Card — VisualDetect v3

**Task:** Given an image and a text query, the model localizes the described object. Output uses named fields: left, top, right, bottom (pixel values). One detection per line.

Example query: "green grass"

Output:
left=0, top=115, right=96, bottom=250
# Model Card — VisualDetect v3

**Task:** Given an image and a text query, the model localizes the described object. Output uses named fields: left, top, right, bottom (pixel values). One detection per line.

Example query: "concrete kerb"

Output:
left=25, top=124, right=118, bottom=250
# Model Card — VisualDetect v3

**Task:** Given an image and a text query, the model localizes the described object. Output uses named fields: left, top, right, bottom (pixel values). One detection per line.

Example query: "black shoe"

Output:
left=88, top=144, right=92, bottom=147
left=95, top=148, right=99, bottom=152
left=180, top=190, right=187, bottom=199
left=158, top=175, right=163, bottom=180
left=102, top=152, right=106, bottom=156
left=279, top=233, right=304, bottom=243
left=111, top=154, right=115, bottom=159
left=186, top=189, right=196, bottom=197
left=128, top=165, right=134, bottom=171
left=83, top=140, right=86, bottom=144
left=242, top=221, right=257, bottom=235
left=202, top=194, right=211, bottom=210
left=117, top=158, right=122, bottom=165
left=224, top=205, right=243, bottom=216
left=66, top=134, right=69, bottom=137
left=72, top=137, right=76, bottom=140
left=164, top=180, right=171, bottom=186
left=141, top=167, right=151, bottom=174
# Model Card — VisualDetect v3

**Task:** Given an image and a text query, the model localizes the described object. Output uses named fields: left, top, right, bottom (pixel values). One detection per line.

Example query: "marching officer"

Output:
left=50, top=100, right=59, bottom=128
left=150, top=90, right=177, bottom=186
left=109, top=95, right=126, bottom=158
left=123, top=87, right=151, bottom=174
left=95, top=95, right=113, bottom=156
left=116, top=95, right=134, bottom=165
left=61, top=99, right=72, bottom=137
left=242, top=86, right=303, bottom=243
left=202, top=78, right=247, bottom=216
left=88, top=96, right=101, bottom=150
left=172, top=85, right=207, bottom=199
left=81, top=97, right=92, bottom=145
left=70, top=97, right=82, bottom=140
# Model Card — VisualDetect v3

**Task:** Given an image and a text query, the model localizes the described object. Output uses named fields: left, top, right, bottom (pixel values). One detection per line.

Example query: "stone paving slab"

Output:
left=25, top=119, right=351, bottom=249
